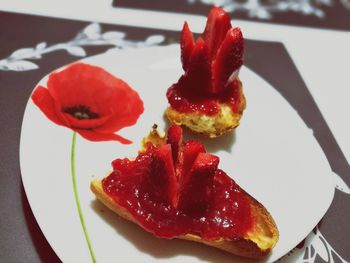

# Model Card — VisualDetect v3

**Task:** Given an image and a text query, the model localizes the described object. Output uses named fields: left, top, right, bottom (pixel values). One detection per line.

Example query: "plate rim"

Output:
left=19, top=45, right=335, bottom=263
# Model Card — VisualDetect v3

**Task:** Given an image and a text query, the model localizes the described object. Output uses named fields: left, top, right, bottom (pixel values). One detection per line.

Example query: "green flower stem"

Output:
left=71, top=132, right=97, bottom=263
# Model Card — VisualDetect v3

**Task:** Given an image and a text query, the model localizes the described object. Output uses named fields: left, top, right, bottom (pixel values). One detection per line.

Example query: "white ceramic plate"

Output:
left=20, top=45, right=334, bottom=263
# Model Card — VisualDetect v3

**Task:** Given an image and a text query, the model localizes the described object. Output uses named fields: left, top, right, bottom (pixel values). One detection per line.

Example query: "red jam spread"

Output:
left=166, top=79, right=242, bottom=116
left=102, top=125, right=252, bottom=240
left=167, top=7, right=244, bottom=116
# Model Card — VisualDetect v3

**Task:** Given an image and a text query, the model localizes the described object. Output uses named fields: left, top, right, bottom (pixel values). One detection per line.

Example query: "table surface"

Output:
left=0, top=1, right=349, bottom=262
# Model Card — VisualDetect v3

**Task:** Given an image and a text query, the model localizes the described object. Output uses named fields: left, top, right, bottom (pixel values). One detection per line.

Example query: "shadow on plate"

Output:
left=21, top=185, right=61, bottom=263
left=182, top=128, right=236, bottom=154
left=91, top=199, right=260, bottom=263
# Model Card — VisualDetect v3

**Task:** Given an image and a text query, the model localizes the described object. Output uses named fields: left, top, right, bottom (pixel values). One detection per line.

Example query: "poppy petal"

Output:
left=76, top=129, right=132, bottom=144
left=31, top=86, right=65, bottom=127
left=47, top=63, right=138, bottom=117
left=95, top=94, right=143, bottom=133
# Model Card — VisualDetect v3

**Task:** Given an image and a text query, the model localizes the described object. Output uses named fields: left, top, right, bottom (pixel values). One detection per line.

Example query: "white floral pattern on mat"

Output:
left=334, top=172, right=350, bottom=194
left=0, top=23, right=164, bottom=72
left=278, top=171, right=349, bottom=262
left=278, top=226, right=348, bottom=263
left=187, top=0, right=348, bottom=19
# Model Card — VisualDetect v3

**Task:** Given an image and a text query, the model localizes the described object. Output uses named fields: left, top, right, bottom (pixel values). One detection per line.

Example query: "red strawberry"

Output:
left=211, top=27, right=243, bottom=94
left=186, top=37, right=211, bottom=91
left=151, top=144, right=178, bottom=207
left=177, top=140, right=206, bottom=188
left=178, top=152, right=219, bottom=213
left=143, top=127, right=221, bottom=212
left=169, top=7, right=244, bottom=97
left=181, top=21, right=195, bottom=71
left=202, top=7, right=232, bottom=59
left=167, top=125, right=183, bottom=164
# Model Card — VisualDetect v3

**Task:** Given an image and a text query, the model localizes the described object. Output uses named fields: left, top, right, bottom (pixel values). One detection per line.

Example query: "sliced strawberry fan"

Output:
left=179, top=6, right=244, bottom=95
left=101, top=125, right=253, bottom=239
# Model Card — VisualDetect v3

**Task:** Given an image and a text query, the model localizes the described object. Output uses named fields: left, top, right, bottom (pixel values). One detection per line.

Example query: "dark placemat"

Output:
left=0, top=11, right=349, bottom=263
left=113, top=0, right=350, bottom=31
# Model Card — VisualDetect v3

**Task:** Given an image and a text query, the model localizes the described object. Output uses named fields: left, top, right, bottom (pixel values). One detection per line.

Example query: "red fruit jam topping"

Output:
left=102, top=125, right=252, bottom=240
left=167, top=7, right=244, bottom=116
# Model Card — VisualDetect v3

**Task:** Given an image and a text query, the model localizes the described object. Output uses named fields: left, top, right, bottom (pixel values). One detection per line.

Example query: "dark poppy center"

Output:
left=63, top=105, right=99, bottom=120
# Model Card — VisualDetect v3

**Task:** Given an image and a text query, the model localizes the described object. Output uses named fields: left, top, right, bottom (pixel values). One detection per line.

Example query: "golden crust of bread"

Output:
left=90, top=179, right=278, bottom=260
left=166, top=81, right=246, bottom=138
left=141, top=124, right=166, bottom=151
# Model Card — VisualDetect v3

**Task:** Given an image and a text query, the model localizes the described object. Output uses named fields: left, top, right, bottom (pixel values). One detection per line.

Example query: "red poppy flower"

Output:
left=31, top=63, right=144, bottom=144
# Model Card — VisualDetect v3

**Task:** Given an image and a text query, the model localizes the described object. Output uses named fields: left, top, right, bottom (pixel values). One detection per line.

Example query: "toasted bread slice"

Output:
left=91, top=179, right=278, bottom=259
left=166, top=81, right=246, bottom=138
left=91, top=125, right=278, bottom=259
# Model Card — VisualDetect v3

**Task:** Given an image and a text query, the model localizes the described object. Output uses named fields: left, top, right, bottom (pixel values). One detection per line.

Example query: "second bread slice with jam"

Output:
left=91, top=125, right=278, bottom=259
